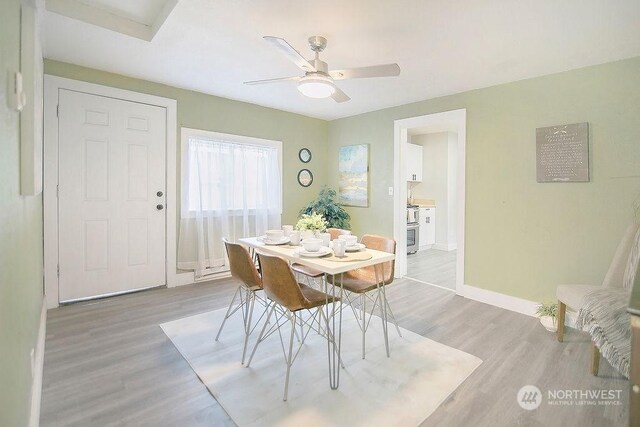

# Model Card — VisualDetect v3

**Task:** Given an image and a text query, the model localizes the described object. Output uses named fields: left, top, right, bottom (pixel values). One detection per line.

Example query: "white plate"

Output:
left=345, top=243, right=366, bottom=252
left=258, top=236, right=290, bottom=245
left=294, top=246, right=332, bottom=257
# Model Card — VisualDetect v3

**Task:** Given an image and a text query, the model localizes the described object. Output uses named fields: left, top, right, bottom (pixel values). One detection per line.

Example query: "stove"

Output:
left=406, top=204, right=420, bottom=254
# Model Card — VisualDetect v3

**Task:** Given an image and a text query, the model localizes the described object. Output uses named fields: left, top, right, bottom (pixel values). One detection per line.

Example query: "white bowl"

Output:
left=338, top=235, right=358, bottom=247
left=302, top=238, right=323, bottom=252
left=266, top=229, right=284, bottom=241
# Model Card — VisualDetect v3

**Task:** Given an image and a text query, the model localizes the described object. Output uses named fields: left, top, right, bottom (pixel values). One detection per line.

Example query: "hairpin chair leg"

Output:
left=246, top=303, right=276, bottom=367
left=241, top=290, right=256, bottom=364
left=385, top=296, right=402, bottom=338
left=216, top=285, right=242, bottom=341
left=362, top=293, right=366, bottom=359
left=283, top=311, right=297, bottom=401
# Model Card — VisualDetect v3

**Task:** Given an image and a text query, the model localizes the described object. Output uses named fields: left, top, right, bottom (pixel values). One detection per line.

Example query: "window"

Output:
left=178, top=128, right=282, bottom=276
left=180, top=128, right=282, bottom=217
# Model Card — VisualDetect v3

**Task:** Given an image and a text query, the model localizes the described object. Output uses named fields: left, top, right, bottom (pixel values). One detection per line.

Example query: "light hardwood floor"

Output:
left=41, top=277, right=627, bottom=426
left=406, top=249, right=456, bottom=290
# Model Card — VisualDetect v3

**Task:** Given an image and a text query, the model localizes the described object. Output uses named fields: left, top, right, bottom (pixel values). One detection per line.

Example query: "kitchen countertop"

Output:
left=412, top=198, right=436, bottom=208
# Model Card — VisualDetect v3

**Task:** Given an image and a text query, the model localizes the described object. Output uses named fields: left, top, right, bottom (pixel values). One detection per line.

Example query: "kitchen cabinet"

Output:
left=406, top=143, right=423, bottom=182
left=419, top=207, right=436, bottom=250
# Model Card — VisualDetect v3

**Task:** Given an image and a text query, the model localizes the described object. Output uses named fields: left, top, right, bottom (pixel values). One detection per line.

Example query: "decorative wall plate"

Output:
left=299, top=148, right=312, bottom=163
left=298, top=169, right=313, bottom=187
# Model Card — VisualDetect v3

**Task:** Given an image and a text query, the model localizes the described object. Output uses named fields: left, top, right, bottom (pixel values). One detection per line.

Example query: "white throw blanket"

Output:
left=577, top=288, right=631, bottom=378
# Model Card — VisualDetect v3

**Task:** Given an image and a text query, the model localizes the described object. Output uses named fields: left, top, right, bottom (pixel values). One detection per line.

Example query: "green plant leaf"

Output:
left=298, top=186, right=350, bottom=229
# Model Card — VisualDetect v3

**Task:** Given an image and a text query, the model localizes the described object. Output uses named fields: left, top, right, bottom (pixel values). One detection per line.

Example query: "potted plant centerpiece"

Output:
left=295, top=212, right=328, bottom=239
left=536, top=302, right=558, bottom=332
left=299, top=186, right=350, bottom=230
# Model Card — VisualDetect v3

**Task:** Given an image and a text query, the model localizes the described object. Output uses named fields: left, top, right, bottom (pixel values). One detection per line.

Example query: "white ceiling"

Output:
left=76, top=0, right=167, bottom=25
left=42, top=0, right=640, bottom=121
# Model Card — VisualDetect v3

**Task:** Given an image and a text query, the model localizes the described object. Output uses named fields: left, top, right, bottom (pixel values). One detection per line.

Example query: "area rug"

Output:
left=160, top=305, right=481, bottom=427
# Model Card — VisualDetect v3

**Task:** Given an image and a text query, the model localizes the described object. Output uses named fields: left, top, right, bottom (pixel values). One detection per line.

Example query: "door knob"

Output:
left=157, top=191, right=163, bottom=197
left=156, top=204, right=164, bottom=210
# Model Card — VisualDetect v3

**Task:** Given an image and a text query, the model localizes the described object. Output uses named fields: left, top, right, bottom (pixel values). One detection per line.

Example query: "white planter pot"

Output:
left=540, top=316, right=557, bottom=332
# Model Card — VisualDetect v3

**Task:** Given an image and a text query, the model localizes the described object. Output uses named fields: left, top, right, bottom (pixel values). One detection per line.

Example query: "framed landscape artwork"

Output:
left=338, top=144, right=369, bottom=207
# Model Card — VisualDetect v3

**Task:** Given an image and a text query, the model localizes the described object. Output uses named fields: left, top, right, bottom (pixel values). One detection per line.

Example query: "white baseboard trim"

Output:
left=459, top=284, right=578, bottom=328
left=29, top=298, right=46, bottom=427
left=195, top=271, right=231, bottom=283
left=174, top=271, right=196, bottom=287
left=433, top=243, right=457, bottom=252
left=405, top=276, right=456, bottom=293
left=174, top=270, right=232, bottom=286
left=459, top=284, right=538, bottom=317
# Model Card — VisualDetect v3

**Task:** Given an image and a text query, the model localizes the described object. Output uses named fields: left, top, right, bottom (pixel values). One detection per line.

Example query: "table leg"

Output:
left=324, top=272, right=343, bottom=389
left=374, top=263, right=390, bottom=357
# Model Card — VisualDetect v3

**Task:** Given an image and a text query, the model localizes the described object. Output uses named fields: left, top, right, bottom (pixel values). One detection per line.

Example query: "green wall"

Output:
left=328, top=57, right=640, bottom=302
left=0, top=0, right=45, bottom=425
left=44, top=60, right=329, bottom=226
left=46, top=57, right=640, bottom=303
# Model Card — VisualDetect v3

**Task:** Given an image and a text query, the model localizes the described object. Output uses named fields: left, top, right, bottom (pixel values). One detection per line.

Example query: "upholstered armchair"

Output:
left=556, top=222, right=640, bottom=342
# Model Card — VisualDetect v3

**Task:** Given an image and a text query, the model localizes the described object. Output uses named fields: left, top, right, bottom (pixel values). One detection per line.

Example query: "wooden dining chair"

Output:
left=217, top=238, right=267, bottom=364
left=246, top=253, right=340, bottom=401
left=327, top=227, right=351, bottom=240
left=291, top=262, right=324, bottom=289
left=328, top=234, right=401, bottom=359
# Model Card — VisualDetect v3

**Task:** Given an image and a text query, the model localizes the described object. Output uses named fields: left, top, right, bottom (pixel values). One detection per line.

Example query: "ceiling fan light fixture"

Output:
left=297, top=74, right=335, bottom=99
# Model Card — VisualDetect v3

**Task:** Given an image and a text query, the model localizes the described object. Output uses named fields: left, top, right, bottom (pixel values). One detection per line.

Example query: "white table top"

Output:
left=238, top=237, right=395, bottom=276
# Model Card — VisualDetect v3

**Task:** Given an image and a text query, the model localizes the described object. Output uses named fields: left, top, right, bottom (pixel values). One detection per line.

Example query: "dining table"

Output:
left=238, top=236, right=396, bottom=390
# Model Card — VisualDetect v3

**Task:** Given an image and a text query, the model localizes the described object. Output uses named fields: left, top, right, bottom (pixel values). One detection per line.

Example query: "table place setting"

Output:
left=257, top=229, right=290, bottom=245
left=245, top=225, right=381, bottom=268
left=272, top=227, right=373, bottom=261
left=293, top=237, right=332, bottom=258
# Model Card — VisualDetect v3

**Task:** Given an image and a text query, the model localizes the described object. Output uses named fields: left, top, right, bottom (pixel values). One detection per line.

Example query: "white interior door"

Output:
left=58, top=89, right=167, bottom=302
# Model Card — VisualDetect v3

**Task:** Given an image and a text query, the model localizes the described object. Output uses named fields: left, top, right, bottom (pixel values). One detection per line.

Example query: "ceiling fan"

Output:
left=244, top=36, right=401, bottom=103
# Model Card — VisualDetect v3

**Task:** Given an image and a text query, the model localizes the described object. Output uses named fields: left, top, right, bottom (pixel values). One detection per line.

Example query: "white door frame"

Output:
left=43, top=75, right=178, bottom=309
left=393, top=109, right=466, bottom=294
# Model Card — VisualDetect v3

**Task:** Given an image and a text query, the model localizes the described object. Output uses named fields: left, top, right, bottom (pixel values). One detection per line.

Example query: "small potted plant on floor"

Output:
left=536, top=302, right=558, bottom=332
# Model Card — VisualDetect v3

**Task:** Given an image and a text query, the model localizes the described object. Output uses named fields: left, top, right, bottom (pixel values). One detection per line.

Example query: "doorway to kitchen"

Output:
left=393, top=109, right=466, bottom=294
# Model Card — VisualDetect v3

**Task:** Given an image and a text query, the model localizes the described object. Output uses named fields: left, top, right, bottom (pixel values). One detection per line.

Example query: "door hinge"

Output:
left=57, top=264, right=60, bottom=278
left=56, top=104, right=59, bottom=117
left=56, top=185, right=59, bottom=198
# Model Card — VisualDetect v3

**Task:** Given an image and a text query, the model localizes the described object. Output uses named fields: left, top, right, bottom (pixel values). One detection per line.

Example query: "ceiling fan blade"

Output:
left=244, top=76, right=300, bottom=85
left=331, top=86, right=350, bottom=103
left=329, top=63, right=400, bottom=80
left=263, top=36, right=316, bottom=72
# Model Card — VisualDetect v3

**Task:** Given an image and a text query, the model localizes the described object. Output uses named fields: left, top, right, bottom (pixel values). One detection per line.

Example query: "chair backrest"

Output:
left=223, top=238, right=262, bottom=290
left=360, top=234, right=396, bottom=285
left=603, top=222, right=640, bottom=289
left=327, top=228, right=351, bottom=240
left=257, top=253, right=307, bottom=311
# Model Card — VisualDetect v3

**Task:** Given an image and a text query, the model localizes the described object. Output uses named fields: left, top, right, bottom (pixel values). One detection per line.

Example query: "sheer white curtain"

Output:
left=178, top=131, right=281, bottom=276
